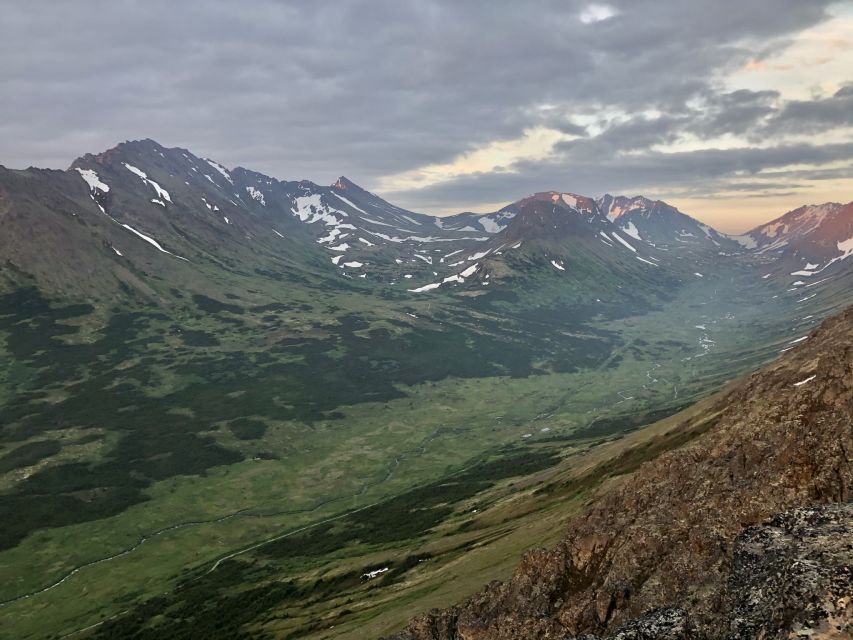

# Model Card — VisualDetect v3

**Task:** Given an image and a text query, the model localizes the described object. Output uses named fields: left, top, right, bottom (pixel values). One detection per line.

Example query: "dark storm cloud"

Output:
left=0, top=0, right=847, bottom=209
left=761, top=84, right=853, bottom=135
left=556, top=114, right=690, bottom=155
left=692, top=89, right=781, bottom=138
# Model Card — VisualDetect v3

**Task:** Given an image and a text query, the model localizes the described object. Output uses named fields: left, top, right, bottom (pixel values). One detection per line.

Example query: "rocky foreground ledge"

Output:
left=568, top=503, right=853, bottom=640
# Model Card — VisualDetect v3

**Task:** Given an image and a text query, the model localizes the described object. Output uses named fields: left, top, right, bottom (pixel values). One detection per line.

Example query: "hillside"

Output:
left=391, top=306, right=853, bottom=639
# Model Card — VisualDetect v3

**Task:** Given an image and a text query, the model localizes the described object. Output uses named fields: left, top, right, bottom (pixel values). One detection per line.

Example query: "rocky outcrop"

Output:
left=722, top=504, right=852, bottom=639
left=389, top=308, right=853, bottom=640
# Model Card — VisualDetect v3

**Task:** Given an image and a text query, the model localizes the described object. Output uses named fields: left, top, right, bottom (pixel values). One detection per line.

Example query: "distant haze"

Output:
left=1, top=0, right=852, bottom=233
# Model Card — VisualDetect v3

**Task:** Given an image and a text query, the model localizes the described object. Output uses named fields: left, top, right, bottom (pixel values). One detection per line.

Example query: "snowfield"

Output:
left=75, top=168, right=110, bottom=193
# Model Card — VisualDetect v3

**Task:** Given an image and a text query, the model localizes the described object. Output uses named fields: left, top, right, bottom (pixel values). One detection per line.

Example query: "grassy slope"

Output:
left=0, top=253, right=848, bottom=639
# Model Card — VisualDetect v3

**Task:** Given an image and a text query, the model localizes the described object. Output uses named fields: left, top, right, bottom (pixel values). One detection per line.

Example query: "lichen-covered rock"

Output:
left=603, top=607, right=689, bottom=639
left=721, top=504, right=853, bottom=640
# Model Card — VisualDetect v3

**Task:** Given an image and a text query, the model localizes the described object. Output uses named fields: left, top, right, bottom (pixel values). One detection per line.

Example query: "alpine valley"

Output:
left=0, top=139, right=851, bottom=640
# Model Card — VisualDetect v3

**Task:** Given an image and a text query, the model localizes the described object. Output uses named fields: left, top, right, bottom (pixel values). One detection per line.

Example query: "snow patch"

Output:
left=479, top=215, right=506, bottom=233
left=610, top=232, right=637, bottom=252
left=408, top=262, right=480, bottom=292
left=204, top=159, right=233, bottom=184
left=409, top=282, right=441, bottom=293
left=793, top=375, right=816, bottom=387
left=365, top=229, right=487, bottom=244
left=362, top=567, right=389, bottom=580
left=467, top=250, right=491, bottom=261
left=329, top=192, right=365, bottom=215
left=360, top=215, right=393, bottom=227
left=459, top=263, right=479, bottom=278
left=246, top=186, right=266, bottom=205
left=123, top=163, right=171, bottom=202
left=621, top=221, right=642, bottom=241
left=120, top=224, right=187, bottom=260
left=605, top=197, right=646, bottom=221
left=75, top=168, right=110, bottom=193
left=561, top=194, right=578, bottom=209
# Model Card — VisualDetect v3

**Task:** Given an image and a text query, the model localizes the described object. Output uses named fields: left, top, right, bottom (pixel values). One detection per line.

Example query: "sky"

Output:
left=1, top=1, right=852, bottom=233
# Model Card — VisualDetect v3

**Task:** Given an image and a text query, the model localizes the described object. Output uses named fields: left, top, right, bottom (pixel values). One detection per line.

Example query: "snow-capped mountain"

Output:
left=396, top=191, right=687, bottom=300
left=724, top=201, right=853, bottom=312
left=57, top=139, right=503, bottom=289
left=597, top=194, right=736, bottom=251
left=1, top=138, right=851, bottom=311
left=733, top=202, right=853, bottom=270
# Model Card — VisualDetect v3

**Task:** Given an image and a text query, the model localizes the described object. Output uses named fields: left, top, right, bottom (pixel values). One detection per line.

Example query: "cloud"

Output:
left=760, top=83, right=853, bottom=134
left=0, top=0, right=849, bottom=224
left=384, top=141, right=853, bottom=211
left=579, top=3, right=617, bottom=24
left=691, top=89, right=781, bottom=138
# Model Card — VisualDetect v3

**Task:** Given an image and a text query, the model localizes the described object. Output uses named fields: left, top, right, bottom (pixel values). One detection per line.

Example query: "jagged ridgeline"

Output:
left=0, top=139, right=851, bottom=639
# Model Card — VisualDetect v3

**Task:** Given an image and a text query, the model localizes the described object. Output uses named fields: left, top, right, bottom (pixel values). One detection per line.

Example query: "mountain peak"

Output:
left=332, top=175, right=360, bottom=191
left=69, top=138, right=175, bottom=172
left=600, top=194, right=660, bottom=221
left=750, top=202, right=843, bottom=234
left=502, top=191, right=597, bottom=214
left=738, top=200, right=853, bottom=267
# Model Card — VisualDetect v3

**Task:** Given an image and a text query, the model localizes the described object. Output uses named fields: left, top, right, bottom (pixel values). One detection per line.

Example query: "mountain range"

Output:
left=3, top=138, right=852, bottom=306
left=0, top=139, right=852, bottom=640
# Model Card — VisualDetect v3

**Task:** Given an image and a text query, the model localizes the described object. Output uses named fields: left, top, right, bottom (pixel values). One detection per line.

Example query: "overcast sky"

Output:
left=2, top=0, right=852, bottom=232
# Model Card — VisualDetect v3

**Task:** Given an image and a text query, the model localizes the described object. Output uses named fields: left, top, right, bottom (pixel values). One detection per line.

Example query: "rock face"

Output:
left=724, top=504, right=852, bottom=639
left=389, top=308, right=853, bottom=640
